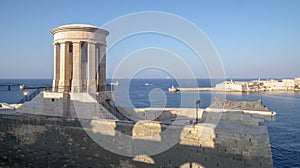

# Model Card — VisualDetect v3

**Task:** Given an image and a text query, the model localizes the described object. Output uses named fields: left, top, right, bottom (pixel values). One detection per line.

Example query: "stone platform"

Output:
left=1, top=93, right=274, bottom=167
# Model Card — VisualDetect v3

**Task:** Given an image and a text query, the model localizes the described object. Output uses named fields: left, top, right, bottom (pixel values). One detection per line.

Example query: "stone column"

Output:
left=87, top=42, right=97, bottom=92
left=71, top=41, right=82, bottom=92
left=81, top=42, right=87, bottom=92
left=65, top=42, right=71, bottom=92
left=98, top=44, right=106, bottom=92
left=67, top=43, right=73, bottom=86
left=52, top=43, right=60, bottom=92
left=58, top=42, right=71, bottom=92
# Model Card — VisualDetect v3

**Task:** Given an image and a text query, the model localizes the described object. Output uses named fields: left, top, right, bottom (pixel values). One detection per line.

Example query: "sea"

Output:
left=0, top=78, right=299, bottom=168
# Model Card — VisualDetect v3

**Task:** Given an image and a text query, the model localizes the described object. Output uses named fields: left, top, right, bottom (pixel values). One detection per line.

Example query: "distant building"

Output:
left=294, top=78, right=300, bottom=89
left=215, top=81, right=247, bottom=91
left=281, top=79, right=295, bottom=90
left=215, top=78, right=299, bottom=92
left=259, top=79, right=294, bottom=91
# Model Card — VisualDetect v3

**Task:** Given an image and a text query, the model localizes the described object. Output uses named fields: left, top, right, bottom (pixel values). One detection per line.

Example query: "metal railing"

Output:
left=17, top=88, right=43, bottom=104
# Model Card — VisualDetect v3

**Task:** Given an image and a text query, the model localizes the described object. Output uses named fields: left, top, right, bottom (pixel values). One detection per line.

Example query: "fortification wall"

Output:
left=0, top=114, right=273, bottom=168
left=209, top=97, right=270, bottom=111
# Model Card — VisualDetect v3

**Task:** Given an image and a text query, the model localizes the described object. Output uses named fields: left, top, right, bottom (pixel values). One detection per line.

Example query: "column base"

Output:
left=58, top=80, right=70, bottom=92
left=71, top=80, right=82, bottom=93
left=71, top=86, right=82, bottom=93
left=52, top=80, right=59, bottom=92
left=87, top=80, right=97, bottom=93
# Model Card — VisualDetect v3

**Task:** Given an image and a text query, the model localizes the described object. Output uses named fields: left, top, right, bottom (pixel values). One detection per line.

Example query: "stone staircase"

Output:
left=89, top=93, right=130, bottom=121
left=97, top=103, right=118, bottom=120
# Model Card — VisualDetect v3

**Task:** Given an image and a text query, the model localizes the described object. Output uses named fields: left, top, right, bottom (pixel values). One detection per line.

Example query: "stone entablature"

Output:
left=51, top=24, right=108, bottom=44
left=51, top=24, right=109, bottom=93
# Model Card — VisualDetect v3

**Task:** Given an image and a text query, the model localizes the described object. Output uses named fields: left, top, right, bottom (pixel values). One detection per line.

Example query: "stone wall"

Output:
left=16, top=92, right=118, bottom=120
left=0, top=113, right=273, bottom=168
left=209, top=97, right=270, bottom=111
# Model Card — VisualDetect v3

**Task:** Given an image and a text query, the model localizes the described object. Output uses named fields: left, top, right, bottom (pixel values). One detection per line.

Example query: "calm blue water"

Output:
left=0, top=78, right=299, bottom=167
left=0, top=79, right=52, bottom=104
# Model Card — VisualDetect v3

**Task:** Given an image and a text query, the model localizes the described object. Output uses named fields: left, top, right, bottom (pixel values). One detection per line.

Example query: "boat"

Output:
left=168, top=85, right=179, bottom=92
left=108, top=81, right=120, bottom=86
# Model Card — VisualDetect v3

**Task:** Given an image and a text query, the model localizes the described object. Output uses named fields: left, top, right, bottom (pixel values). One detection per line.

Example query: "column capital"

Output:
left=87, top=41, right=97, bottom=45
left=59, top=41, right=67, bottom=44
left=97, top=42, right=107, bottom=47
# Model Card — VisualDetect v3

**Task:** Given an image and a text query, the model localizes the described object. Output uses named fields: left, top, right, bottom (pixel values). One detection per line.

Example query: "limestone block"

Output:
left=90, top=120, right=116, bottom=136
left=180, top=162, right=205, bottom=168
left=132, top=121, right=161, bottom=141
left=132, top=155, right=155, bottom=164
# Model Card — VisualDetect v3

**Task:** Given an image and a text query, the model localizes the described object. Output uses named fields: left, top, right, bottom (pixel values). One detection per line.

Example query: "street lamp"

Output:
left=20, top=84, right=25, bottom=90
left=24, top=91, right=29, bottom=102
left=195, top=100, right=201, bottom=124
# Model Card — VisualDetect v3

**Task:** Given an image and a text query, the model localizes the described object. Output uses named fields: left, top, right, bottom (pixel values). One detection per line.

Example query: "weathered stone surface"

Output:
left=132, top=121, right=161, bottom=141
left=0, top=114, right=273, bottom=167
left=209, top=97, right=270, bottom=111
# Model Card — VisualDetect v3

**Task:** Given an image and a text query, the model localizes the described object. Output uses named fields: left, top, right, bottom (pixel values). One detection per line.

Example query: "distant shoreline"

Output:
left=169, top=78, right=300, bottom=93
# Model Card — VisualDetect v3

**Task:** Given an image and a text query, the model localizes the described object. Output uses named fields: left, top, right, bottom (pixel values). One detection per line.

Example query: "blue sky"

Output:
left=0, top=0, right=299, bottom=78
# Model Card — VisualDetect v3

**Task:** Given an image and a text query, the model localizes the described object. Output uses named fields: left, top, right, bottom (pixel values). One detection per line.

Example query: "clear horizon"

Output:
left=0, top=0, right=299, bottom=79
